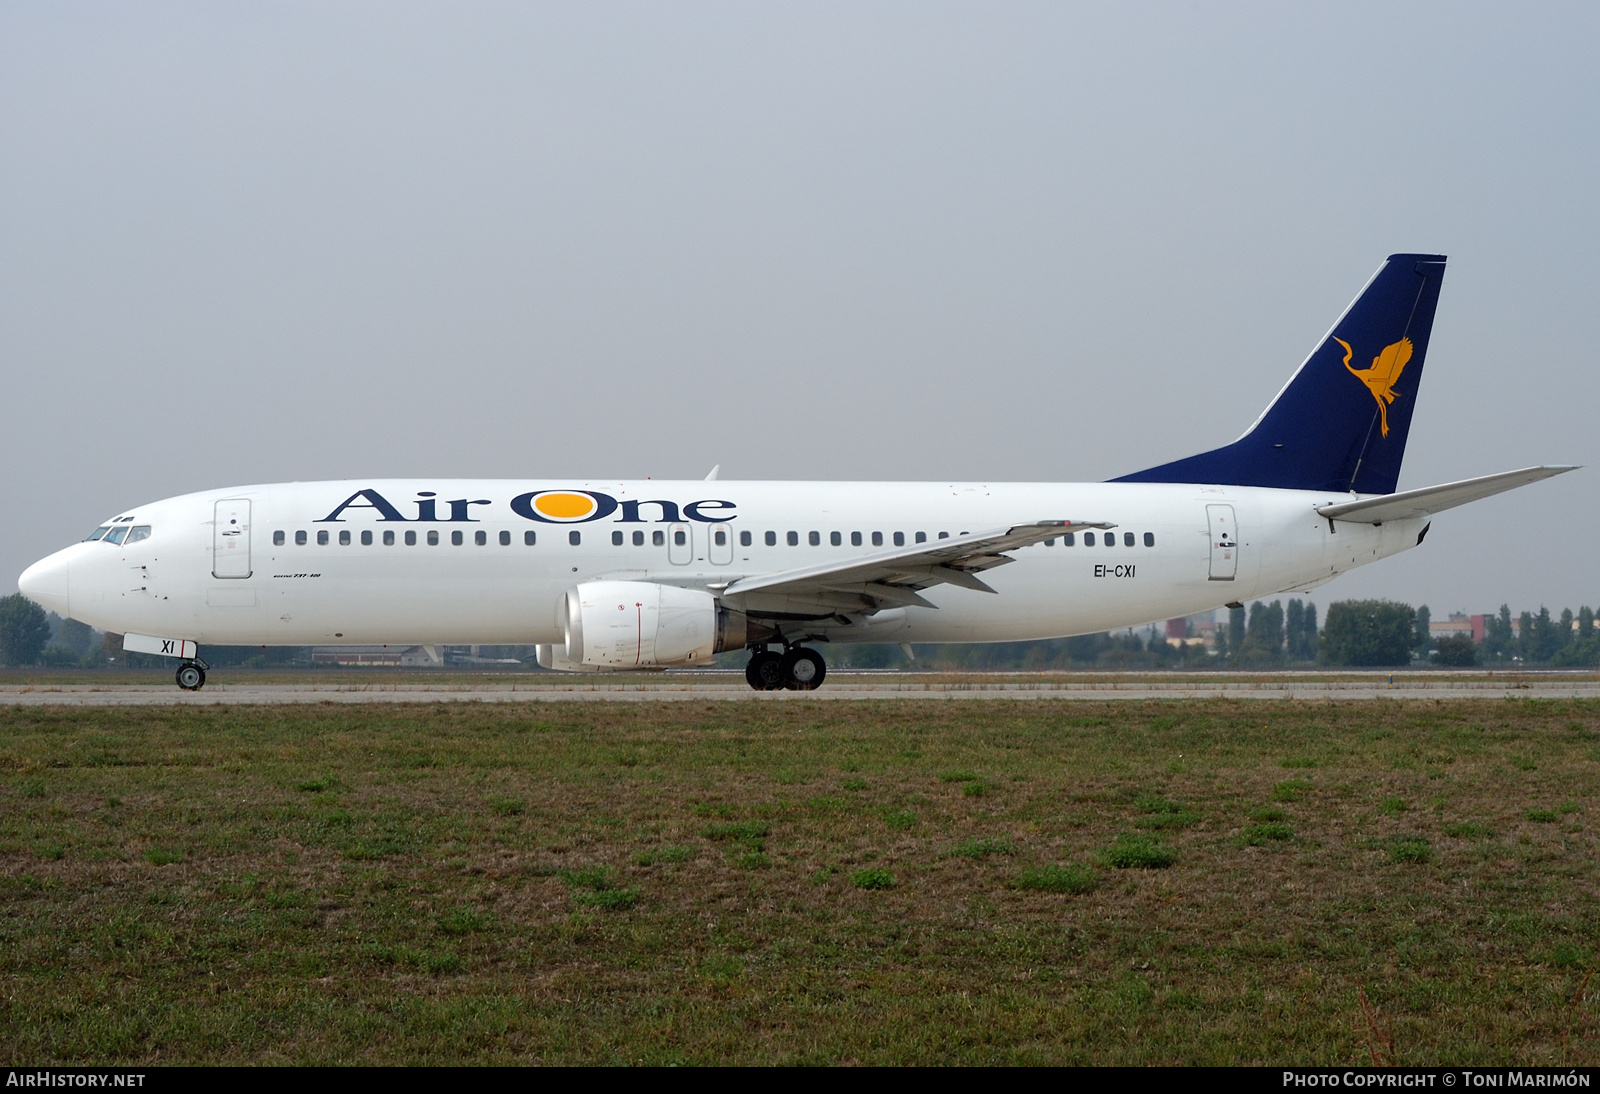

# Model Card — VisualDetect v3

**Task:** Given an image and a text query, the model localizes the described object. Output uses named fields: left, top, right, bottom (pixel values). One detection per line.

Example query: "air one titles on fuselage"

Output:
left=318, top=489, right=738, bottom=525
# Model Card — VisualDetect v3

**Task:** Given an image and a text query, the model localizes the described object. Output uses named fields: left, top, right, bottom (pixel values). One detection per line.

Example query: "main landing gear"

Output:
left=745, top=646, right=826, bottom=691
left=175, top=660, right=207, bottom=692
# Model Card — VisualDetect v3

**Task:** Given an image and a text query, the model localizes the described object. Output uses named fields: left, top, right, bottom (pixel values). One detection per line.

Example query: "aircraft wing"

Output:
left=1314, top=465, right=1578, bottom=525
left=718, top=519, right=1114, bottom=617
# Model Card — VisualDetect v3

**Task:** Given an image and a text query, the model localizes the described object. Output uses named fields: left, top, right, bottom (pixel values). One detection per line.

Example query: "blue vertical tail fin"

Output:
left=1113, top=253, right=1447, bottom=495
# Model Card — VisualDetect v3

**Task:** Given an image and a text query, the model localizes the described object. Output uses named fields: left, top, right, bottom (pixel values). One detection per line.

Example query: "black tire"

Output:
left=175, top=663, right=205, bottom=691
left=780, top=647, right=826, bottom=691
left=746, top=650, right=784, bottom=691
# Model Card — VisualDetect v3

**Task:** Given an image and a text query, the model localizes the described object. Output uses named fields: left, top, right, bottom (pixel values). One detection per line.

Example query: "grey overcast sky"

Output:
left=2, top=2, right=1596, bottom=615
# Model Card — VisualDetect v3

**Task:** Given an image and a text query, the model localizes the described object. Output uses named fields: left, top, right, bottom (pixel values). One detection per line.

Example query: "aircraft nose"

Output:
left=18, top=551, right=71, bottom=619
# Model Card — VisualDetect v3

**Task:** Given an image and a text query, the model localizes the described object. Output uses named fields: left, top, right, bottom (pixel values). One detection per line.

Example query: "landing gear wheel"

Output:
left=780, top=647, right=826, bottom=691
left=746, top=650, right=784, bottom=690
left=175, top=662, right=206, bottom=691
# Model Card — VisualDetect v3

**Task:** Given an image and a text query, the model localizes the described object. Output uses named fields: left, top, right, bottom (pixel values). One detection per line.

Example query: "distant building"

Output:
left=1166, top=615, right=1212, bottom=648
left=311, top=644, right=444, bottom=667
left=1429, top=614, right=1492, bottom=642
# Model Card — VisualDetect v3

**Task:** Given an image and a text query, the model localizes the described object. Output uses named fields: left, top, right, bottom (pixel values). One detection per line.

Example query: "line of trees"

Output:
left=5, top=590, right=1600, bottom=671
left=1475, top=605, right=1600, bottom=667
left=1211, top=599, right=1319, bottom=667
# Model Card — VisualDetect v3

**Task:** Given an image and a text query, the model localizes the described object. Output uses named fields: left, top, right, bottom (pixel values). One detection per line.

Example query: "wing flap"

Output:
left=721, top=519, right=1113, bottom=617
left=1314, top=465, right=1577, bottom=524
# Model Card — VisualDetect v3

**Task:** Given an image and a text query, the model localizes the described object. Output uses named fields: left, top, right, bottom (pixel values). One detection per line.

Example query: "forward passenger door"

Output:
left=213, top=499, right=252, bottom=579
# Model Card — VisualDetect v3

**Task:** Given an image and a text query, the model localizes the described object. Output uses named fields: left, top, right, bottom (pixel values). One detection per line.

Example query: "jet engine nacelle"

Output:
left=561, top=581, right=772, bottom=668
left=534, top=645, right=631, bottom=672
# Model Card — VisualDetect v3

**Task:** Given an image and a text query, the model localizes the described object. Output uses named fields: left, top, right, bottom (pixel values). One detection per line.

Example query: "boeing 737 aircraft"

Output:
left=17, top=254, right=1575, bottom=691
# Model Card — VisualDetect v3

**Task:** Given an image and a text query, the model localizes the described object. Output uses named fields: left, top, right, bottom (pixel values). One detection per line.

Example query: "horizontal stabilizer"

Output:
left=1314, top=465, right=1578, bottom=524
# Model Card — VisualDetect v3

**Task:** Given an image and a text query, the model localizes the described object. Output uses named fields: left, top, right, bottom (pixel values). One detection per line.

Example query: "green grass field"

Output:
left=3, top=699, right=1599, bottom=1064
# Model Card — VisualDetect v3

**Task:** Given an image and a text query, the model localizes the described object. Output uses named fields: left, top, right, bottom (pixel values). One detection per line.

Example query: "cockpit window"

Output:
left=86, top=526, right=111, bottom=541
left=104, top=526, right=129, bottom=545
left=125, top=526, right=151, bottom=545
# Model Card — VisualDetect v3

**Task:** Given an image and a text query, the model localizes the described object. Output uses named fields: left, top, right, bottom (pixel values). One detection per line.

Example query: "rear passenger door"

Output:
left=1206, top=504, right=1237, bottom=581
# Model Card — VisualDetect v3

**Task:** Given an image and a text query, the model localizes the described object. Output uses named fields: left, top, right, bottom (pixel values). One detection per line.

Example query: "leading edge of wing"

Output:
left=719, top=520, right=1115, bottom=612
left=1313, top=465, right=1578, bottom=525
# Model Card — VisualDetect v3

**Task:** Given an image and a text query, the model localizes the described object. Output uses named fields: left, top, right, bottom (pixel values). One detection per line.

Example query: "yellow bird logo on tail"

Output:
left=1335, top=336, right=1413, bottom=437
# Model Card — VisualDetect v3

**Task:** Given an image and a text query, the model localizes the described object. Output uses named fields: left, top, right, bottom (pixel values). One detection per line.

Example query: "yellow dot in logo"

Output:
left=532, top=492, right=597, bottom=520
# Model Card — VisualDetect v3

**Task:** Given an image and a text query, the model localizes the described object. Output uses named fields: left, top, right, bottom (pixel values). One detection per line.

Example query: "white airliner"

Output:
left=17, top=254, right=1575, bottom=691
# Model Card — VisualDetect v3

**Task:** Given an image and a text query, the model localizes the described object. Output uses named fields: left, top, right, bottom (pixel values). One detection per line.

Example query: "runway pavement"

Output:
left=2, top=671, right=1597, bottom=704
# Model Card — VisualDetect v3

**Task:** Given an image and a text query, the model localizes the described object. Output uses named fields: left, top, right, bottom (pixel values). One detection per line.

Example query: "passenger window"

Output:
left=471, top=530, right=483, bottom=546
left=383, top=530, right=395, bottom=546
left=452, top=531, right=463, bottom=546
left=765, top=531, right=777, bottom=546
left=830, top=531, right=841, bottom=546
left=1124, top=532, right=1135, bottom=547
left=715, top=529, right=727, bottom=547
left=787, top=531, right=799, bottom=546
left=915, top=532, right=926, bottom=544
left=938, top=532, right=949, bottom=540
left=273, top=530, right=286, bottom=546
left=86, top=526, right=110, bottom=541
left=361, top=530, right=373, bottom=546
left=1106, top=534, right=1115, bottom=548
left=340, top=530, right=351, bottom=546
left=633, top=531, right=644, bottom=546
left=318, top=530, right=330, bottom=546
left=105, top=526, right=129, bottom=545
left=673, top=530, right=686, bottom=546
left=851, top=531, right=862, bottom=546
left=500, top=530, right=511, bottom=546
left=1144, top=532, right=1155, bottom=547
left=1063, top=533, right=1074, bottom=546
left=809, top=531, right=821, bottom=546
left=570, top=531, right=582, bottom=546
left=653, top=530, right=666, bottom=546
left=1084, top=532, right=1095, bottom=546
left=296, top=530, right=307, bottom=546
left=524, top=531, right=536, bottom=546
left=1045, top=538, right=1054, bottom=547
left=405, top=530, right=416, bottom=546
left=894, top=532, right=905, bottom=546
left=740, top=530, right=752, bottom=547
left=612, top=531, right=624, bottom=546
left=872, top=532, right=883, bottom=546
left=429, top=530, right=440, bottom=546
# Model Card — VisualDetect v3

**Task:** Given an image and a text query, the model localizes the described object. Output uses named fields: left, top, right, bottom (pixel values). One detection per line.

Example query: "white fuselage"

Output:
left=22, top=478, right=1422, bottom=649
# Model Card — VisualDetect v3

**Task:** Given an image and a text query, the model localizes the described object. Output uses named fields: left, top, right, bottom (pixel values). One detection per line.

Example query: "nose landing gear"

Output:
left=175, top=660, right=207, bottom=691
left=745, top=646, right=826, bottom=691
